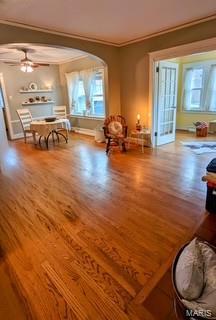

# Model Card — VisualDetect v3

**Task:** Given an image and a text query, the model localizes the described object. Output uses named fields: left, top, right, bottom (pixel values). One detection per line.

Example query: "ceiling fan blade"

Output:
left=37, top=63, right=50, bottom=66
left=0, top=51, right=13, bottom=55
left=3, top=61, right=20, bottom=66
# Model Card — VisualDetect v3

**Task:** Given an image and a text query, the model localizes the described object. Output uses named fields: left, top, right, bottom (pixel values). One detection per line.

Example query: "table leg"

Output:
left=142, top=139, right=144, bottom=153
left=39, top=136, right=43, bottom=148
left=44, top=136, right=48, bottom=149
left=52, top=131, right=55, bottom=143
left=54, top=130, right=68, bottom=143
left=33, top=131, right=37, bottom=146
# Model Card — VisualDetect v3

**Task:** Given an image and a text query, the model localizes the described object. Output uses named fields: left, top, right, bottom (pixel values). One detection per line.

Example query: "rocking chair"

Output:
left=103, top=115, right=127, bottom=155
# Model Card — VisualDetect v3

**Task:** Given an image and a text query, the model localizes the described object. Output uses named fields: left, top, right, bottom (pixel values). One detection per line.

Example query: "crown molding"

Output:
left=119, top=13, right=216, bottom=46
left=55, top=54, right=89, bottom=64
left=0, top=53, right=89, bottom=65
left=0, top=14, right=215, bottom=48
left=0, top=19, right=119, bottom=47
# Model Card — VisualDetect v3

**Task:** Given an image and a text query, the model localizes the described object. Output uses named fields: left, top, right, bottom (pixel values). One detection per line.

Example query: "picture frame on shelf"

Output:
left=29, top=82, right=38, bottom=91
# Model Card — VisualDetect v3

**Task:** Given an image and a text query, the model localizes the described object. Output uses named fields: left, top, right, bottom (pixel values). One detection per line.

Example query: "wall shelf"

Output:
left=19, top=89, right=53, bottom=93
left=22, top=101, right=55, bottom=106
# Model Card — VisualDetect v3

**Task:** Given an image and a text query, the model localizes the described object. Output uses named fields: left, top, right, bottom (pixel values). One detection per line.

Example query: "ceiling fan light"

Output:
left=26, top=65, right=33, bottom=72
left=20, top=64, right=33, bottom=73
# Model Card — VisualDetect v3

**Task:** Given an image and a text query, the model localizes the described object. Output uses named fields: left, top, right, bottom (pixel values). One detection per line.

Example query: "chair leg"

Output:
left=106, top=138, right=111, bottom=154
left=33, top=132, right=37, bottom=145
left=24, top=132, right=27, bottom=143
left=122, top=141, right=126, bottom=152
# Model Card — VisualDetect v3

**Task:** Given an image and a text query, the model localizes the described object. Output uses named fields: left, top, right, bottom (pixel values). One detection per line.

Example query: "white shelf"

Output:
left=22, top=101, right=55, bottom=106
left=19, top=89, right=53, bottom=93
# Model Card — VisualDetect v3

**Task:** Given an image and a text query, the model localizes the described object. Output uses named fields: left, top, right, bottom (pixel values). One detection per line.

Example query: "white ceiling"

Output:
left=0, top=0, right=215, bottom=45
left=0, top=44, right=87, bottom=64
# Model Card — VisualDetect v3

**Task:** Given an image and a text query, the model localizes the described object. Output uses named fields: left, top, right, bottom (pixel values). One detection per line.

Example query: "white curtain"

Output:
left=80, top=69, right=97, bottom=111
left=65, top=72, right=79, bottom=113
left=205, top=64, right=216, bottom=112
left=182, top=68, right=193, bottom=110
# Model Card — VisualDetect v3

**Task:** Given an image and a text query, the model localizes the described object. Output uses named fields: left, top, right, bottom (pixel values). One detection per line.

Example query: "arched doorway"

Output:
left=0, top=43, right=108, bottom=139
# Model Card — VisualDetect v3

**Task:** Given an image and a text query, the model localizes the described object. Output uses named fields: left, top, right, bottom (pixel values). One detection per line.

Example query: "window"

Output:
left=190, top=68, right=203, bottom=109
left=72, top=69, right=105, bottom=118
left=182, top=61, right=216, bottom=112
left=182, top=67, right=204, bottom=111
left=91, top=72, right=104, bottom=117
left=76, top=80, right=86, bottom=114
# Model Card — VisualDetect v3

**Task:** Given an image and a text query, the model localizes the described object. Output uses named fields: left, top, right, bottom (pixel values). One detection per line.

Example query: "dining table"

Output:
left=30, top=118, right=70, bottom=149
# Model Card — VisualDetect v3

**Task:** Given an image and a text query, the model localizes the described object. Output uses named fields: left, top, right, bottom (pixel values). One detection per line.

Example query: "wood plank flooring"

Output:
left=0, top=132, right=214, bottom=320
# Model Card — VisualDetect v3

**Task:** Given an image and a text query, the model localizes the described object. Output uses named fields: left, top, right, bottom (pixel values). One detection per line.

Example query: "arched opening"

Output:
left=0, top=43, right=108, bottom=140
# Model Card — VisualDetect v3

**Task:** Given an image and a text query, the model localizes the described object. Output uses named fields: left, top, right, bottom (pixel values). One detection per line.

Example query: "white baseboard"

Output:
left=12, top=133, right=24, bottom=139
left=12, top=132, right=39, bottom=140
left=73, top=127, right=95, bottom=136
left=13, top=128, right=94, bottom=140
left=176, top=127, right=196, bottom=132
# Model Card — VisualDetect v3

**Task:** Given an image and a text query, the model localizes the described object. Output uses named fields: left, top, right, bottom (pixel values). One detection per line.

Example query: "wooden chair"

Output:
left=172, top=240, right=216, bottom=320
left=53, top=105, right=69, bottom=139
left=103, top=115, right=127, bottom=155
left=17, top=108, right=36, bottom=144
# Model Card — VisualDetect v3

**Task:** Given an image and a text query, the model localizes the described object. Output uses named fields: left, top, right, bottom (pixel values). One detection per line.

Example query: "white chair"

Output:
left=17, top=108, right=36, bottom=144
left=53, top=105, right=70, bottom=138
left=53, top=105, right=67, bottom=118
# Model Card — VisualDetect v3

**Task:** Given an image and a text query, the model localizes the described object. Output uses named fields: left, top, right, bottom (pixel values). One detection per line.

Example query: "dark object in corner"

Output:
left=206, top=158, right=216, bottom=214
left=207, top=158, right=216, bottom=173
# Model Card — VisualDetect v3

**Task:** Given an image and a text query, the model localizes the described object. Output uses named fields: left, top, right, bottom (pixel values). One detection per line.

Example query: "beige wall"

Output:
left=0, top=23, right=121, bottom=120
left=0, top=62, right=63, bottom=136
left=120, top=19, right=216, bottom=130
left=176, top=51, right=216, bottom=130
left=0, top=19, right=216, bottom=135
left=59, top=56, right=105, bottom=130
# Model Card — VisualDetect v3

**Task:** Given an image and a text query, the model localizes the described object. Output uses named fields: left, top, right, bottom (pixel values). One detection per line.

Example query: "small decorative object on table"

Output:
left=194, top=121, right=208, bottom=137
left=45, top=117, right=56, bottom=122
left=136, top=114, right=142, bottom=131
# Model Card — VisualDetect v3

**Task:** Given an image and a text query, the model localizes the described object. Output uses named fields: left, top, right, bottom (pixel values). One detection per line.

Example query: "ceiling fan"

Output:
left=3, top=48, right=50, bottom=73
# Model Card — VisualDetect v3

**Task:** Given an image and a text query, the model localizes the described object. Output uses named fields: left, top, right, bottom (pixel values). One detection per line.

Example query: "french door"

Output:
left=156, top=61, right=179, bottom=146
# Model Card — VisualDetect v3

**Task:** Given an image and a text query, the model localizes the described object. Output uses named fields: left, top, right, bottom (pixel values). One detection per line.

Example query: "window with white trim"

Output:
left=182, top=61, right=216, bottom=112
left=73, top=68, right=105, bottom=118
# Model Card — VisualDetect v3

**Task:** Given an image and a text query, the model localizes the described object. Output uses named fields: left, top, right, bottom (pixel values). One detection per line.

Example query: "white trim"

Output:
left=0, top=15, right=215, bottom=47
left=73, top=127, right=95, bottom=136
left=70, top=115, right=104, bottom=121
left=0, top=73, right=14, bottom=139
left=180, top=111, right=216, bottom=115
left=14, top=128, right=95, bottom=139
left=13, top=132, right=24, bottom=139
left=149, top=37, right=216, bottom=147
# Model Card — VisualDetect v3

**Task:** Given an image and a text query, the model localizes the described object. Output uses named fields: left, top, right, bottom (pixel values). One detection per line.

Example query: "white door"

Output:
left=156, top=61, right=179, bottom=146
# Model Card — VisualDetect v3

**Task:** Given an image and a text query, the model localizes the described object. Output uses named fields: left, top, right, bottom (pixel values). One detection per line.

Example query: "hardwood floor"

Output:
left=0, top=132, right=215, bottom=320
